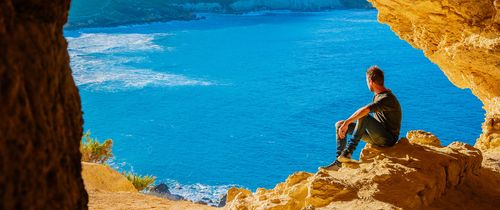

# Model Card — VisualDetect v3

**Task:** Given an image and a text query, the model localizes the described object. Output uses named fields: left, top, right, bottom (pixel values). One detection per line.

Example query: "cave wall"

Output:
left=0, top=0, right=87, bottom=209
left=367, top=0, right=500, bottom=150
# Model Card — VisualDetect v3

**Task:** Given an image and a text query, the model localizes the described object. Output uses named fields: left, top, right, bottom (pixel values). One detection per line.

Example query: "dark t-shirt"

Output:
left=367, top=90, right=402, bottom=139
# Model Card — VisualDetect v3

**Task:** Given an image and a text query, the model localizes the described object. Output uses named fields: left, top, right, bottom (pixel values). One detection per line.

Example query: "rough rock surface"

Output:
left=225, top=138, right=500, bottom=209
left=367, top=0, right=500, bottom=152
left=0, top=0, right=87, bottom=209
left=406, top=130, right=441, bottom=147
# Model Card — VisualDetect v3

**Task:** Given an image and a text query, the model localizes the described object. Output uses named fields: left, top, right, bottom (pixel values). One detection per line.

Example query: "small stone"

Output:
left=217, top=194, right=227, bottom=207
left=151, top=183, right=170, bottom=194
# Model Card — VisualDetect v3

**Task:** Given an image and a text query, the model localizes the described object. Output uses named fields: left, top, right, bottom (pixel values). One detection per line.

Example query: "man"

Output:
left=320, top=66, right=402, bottom=171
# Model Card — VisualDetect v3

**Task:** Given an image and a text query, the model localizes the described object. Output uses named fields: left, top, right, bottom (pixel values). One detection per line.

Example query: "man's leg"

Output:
left=335, top=120, right=355, bottom=158
left=362, top=115, right=396, bottom=146
left=339, top=115, right=393, bottom=161
left=319, top=121, right=357, bottom=170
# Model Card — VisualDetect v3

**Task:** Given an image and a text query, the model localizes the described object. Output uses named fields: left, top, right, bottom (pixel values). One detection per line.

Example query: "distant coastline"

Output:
left=65, top=0, right=373, bottom=29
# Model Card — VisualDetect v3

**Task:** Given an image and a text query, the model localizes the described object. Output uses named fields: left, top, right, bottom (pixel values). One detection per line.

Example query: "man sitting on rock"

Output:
left=320, top=66, right=402, bottom=171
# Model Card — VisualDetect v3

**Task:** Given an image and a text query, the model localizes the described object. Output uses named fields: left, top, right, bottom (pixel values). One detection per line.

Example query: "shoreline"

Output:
left=82, top=162, right=218, bottom=209
left=64, top=8, right=375, bottom=30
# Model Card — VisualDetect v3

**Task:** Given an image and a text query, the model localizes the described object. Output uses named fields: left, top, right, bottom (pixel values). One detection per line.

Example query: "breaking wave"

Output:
left=67, top=33, right=215, bottom=91
left=163, top=179, right=239, bottom=207
left=108, top=160, right=238, bottom=207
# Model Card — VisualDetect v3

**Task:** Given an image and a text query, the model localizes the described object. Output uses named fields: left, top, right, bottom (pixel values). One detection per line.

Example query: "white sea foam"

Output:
left=163, top=179, right=239, bottom=206
left=74, top=67, right=214, bottom=91
left=67, top=33, right=215, bottom=91
left=67, top=33, right=167, bottom=54
left=107, top=160, right=237, bottom=206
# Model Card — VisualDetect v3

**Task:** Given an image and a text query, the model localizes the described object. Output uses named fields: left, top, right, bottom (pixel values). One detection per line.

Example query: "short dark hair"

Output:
left=366, top=66, right=384, bottom=86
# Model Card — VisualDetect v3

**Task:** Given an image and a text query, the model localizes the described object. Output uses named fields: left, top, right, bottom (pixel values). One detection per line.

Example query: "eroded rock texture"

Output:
left=0, top=0, right=87, bottom=209
left=226, top=138, right=500, bottom=209
left=367, top=0, right=500, bottom=151
left=406, top=130, right=441, bottom=146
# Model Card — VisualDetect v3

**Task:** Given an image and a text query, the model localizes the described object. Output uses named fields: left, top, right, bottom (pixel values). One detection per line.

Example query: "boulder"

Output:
left=148, top=183, right=185, bottom=201
left=406, top=130, right=441, bottom=147
left=151, top=183, right=171, bottom=194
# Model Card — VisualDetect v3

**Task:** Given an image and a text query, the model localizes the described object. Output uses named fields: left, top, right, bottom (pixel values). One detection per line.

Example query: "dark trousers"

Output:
left=335, top=114, right=397, bottom=157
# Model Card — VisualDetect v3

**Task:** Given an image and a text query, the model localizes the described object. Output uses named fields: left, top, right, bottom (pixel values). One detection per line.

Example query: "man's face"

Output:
left=366, top=74, right=374, bottom=92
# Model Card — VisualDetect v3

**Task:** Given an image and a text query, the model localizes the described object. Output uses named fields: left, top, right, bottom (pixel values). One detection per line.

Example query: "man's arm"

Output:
left=344, top=105, right=370, bottom=125
left=339, top=105, right=370, bottom=139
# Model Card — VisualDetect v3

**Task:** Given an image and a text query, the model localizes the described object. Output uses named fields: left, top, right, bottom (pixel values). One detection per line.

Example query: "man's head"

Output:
left=366, top=66, right=384, bottom=92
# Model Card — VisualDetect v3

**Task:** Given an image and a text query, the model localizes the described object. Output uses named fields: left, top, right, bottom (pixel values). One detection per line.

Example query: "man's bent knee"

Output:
left=334, top=120, right=344, bottom=130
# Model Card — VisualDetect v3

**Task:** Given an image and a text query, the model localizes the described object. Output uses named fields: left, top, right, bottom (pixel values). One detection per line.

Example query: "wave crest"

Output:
left=164, top=179, right=238, bottom=207
left=67, top=33, right=216, bottom=91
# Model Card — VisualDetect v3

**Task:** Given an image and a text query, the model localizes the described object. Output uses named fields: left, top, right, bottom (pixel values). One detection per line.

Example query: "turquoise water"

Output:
left=65, top=10, right=484, bottom=203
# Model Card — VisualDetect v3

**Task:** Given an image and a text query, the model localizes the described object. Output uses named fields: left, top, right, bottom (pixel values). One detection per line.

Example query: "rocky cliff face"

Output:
left=225, top=0, right=500, bottom=209
left=367, top=0, right=500, bottom=152
left=0, top=0, right=87, bottom=209
left=226, top=136, right=500, bottom=209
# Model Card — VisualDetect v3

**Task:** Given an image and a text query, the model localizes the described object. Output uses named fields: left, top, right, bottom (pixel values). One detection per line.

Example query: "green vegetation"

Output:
left=123, top=172, right=156, bottom=191
left=80, top=130, right=113, bottom=164
left=80, top=130, right=156, bottom=191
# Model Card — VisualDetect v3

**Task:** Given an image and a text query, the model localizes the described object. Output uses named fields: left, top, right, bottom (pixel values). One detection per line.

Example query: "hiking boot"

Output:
left=318, top=161, right=341, bottom=171
left=337, top=151, right=352, bottom=163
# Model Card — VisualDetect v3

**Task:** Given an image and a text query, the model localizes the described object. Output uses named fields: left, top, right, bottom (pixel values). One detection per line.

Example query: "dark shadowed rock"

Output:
left=217, top=193, right=227, bottom=207
left=195, top=200, right=208, bottom=205
left=0, top=0, right=87, bottom=209
left=148, top=183, right=185, bottom=201
left=151, top=183, right=171, bottom=194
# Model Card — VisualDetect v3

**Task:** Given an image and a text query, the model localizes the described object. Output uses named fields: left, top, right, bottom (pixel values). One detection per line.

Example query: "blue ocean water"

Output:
left=65, top=10, right=484, bottom=203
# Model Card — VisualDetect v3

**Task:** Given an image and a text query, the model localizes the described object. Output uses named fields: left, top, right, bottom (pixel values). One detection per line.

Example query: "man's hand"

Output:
left=338, top=105, right=371, bottom=139
left=338, top=121, right=349, bottom=139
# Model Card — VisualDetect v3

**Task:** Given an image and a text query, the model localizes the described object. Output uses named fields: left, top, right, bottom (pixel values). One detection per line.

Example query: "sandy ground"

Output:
left=88, top=190, right=217, bottom=210
left=82, top=162, right=217, bottom=210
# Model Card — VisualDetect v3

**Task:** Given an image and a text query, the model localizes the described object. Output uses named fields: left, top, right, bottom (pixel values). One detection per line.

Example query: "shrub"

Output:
left=123, top=172, right=156, bottom=191
left=80, top=130, right=156, bottom=191
left=80, top=130, right=113, bottom=164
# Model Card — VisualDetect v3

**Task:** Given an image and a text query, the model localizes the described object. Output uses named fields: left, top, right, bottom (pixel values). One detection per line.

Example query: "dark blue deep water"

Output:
left=65, top=10, right=484, bottom=203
